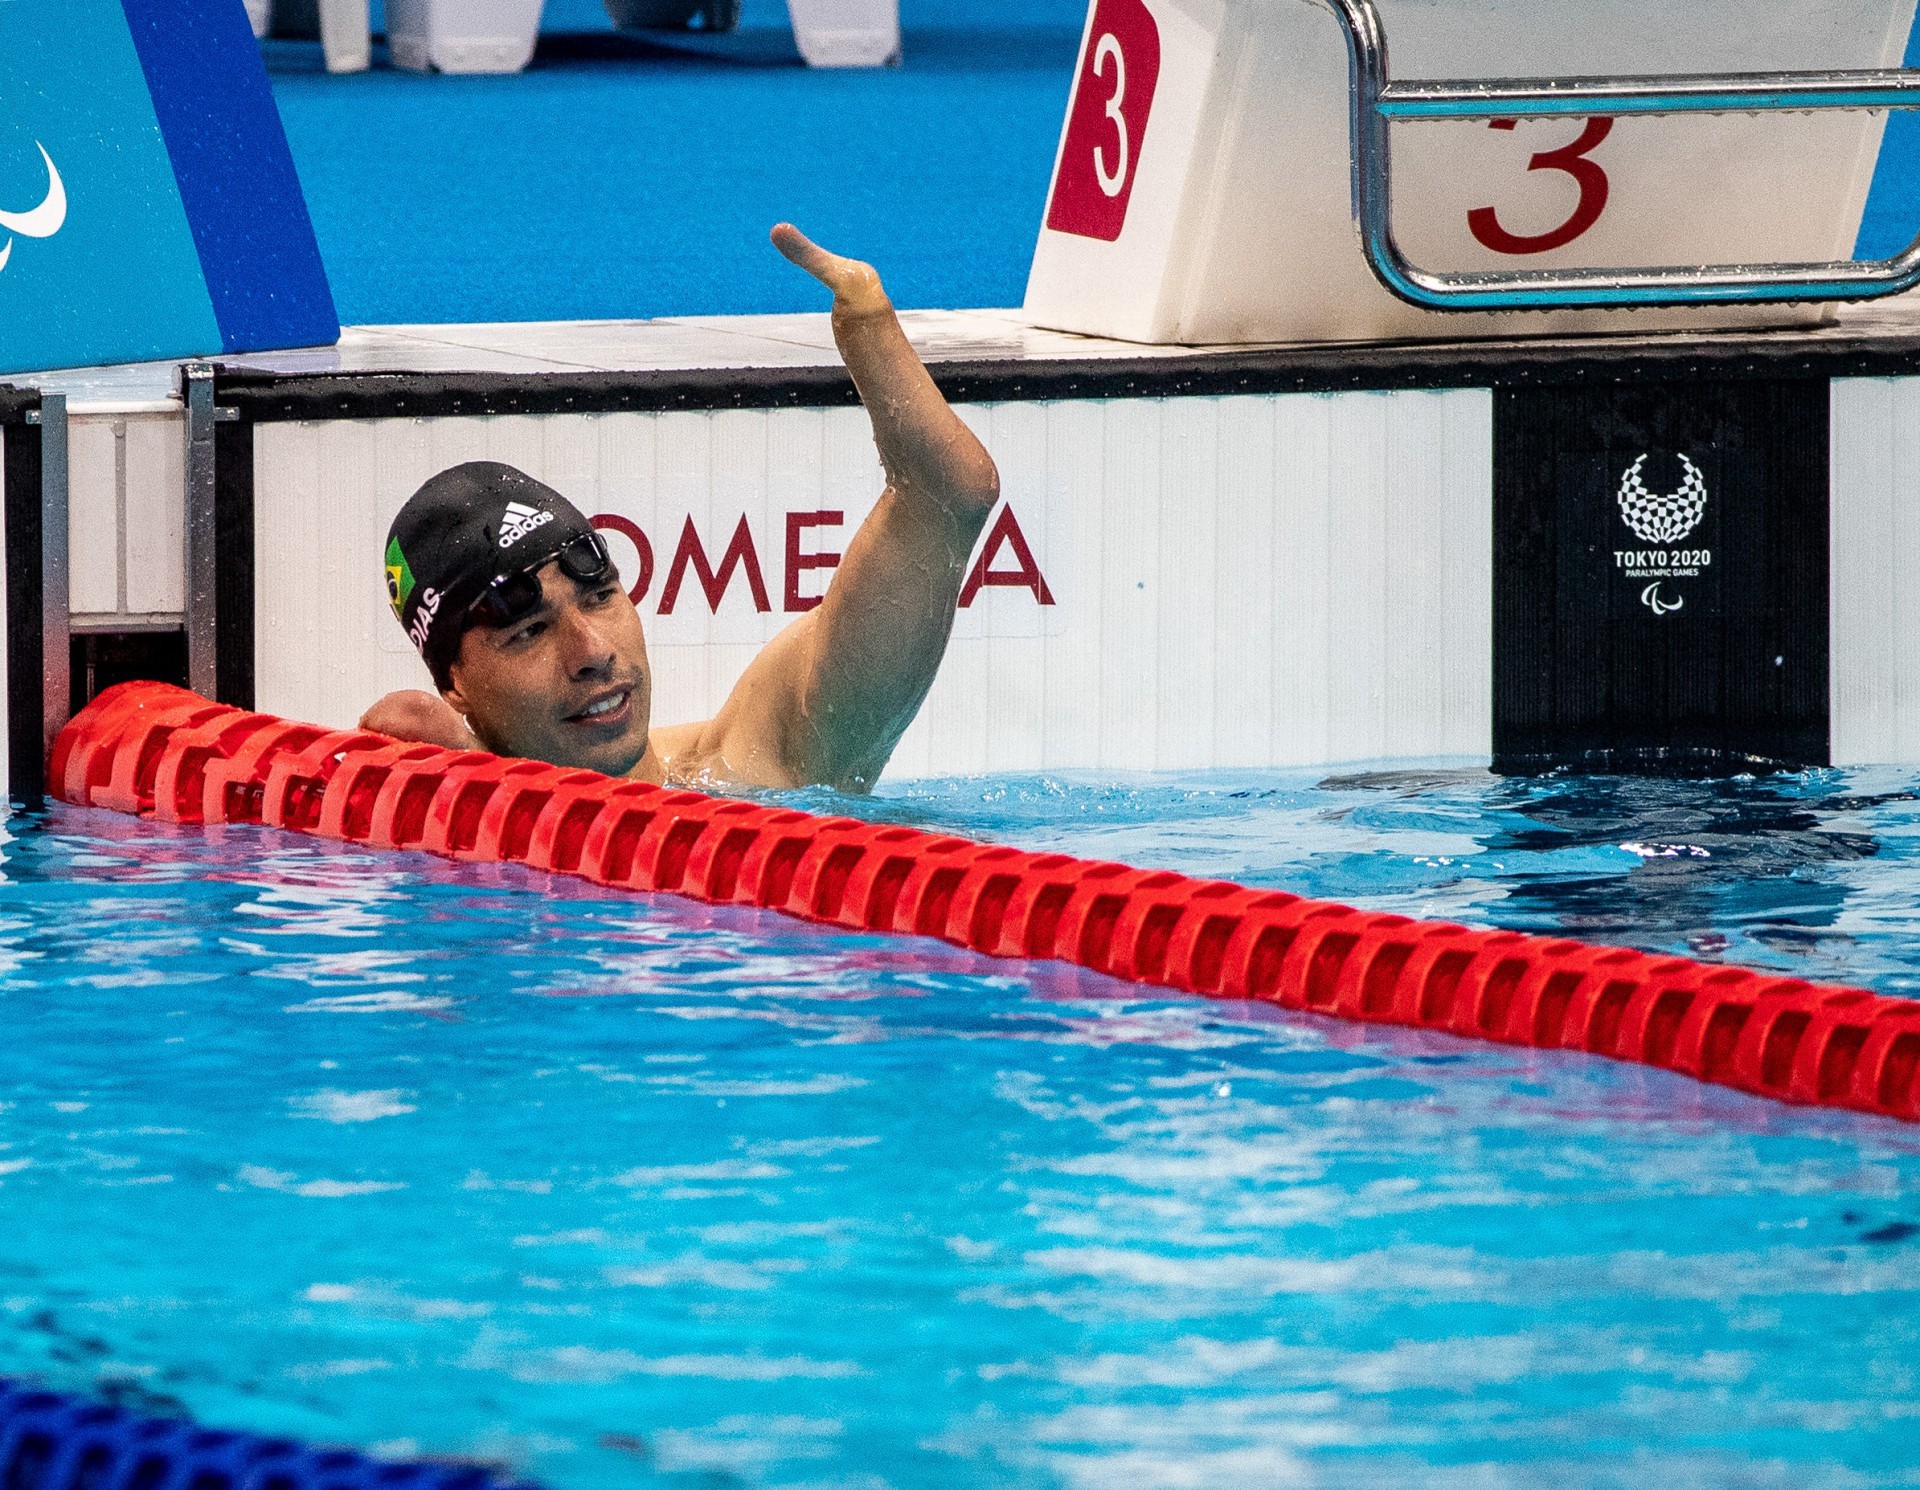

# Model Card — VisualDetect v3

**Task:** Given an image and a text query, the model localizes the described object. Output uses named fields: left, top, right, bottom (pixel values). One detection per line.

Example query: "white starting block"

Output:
left=247, top=0, right=898, bottom=72
left=1025, top=0, right=1920, bottom=343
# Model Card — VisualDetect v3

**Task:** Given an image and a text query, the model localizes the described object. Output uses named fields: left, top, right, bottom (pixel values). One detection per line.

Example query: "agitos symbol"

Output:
left=0, top=141, right=68, bottom=275
left=592, top=504, right=1055, bottom=616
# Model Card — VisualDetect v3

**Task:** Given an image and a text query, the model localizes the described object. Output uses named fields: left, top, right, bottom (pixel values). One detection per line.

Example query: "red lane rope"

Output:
left=50, top=681, right=1920, bottom=1124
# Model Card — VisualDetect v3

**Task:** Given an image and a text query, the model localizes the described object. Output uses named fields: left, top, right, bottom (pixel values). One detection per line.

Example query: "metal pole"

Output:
left=1309, top=0, right=1920, bottom=310
left=183, top=362, right=218, bottom=700
left=39, top=391, right=68, bottom=763
left=1375, top=69, right=1920, bottom=120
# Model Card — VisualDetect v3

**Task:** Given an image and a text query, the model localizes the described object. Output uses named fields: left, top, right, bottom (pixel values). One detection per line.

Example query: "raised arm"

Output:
left=669, top=225, right=999, bottom=791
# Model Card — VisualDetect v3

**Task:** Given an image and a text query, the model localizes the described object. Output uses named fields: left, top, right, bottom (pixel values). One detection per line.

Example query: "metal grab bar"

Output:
left=1315, top=0, right=1920, bottom=308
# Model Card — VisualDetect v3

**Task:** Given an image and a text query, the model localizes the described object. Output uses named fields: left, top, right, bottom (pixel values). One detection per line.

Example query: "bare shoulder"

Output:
left=649, top=711, right=805, bottom=790
left=647, top=719, right=710, bottom=778
left=648, top=618, right=821, bottom=788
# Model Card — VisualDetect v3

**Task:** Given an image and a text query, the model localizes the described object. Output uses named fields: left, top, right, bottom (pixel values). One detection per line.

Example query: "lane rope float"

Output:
left=0, top=1379, right=533, bottom=1490
left=49, top=681, right=1920, bottom=1125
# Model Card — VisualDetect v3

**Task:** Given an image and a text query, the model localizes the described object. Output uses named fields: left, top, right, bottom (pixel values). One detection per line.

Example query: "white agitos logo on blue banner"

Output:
left=0, top=0, right=336, bottom=374
left=0, top=142, right=67, bottom=275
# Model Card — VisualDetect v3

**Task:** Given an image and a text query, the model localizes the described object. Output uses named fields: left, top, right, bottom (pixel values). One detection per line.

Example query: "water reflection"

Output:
left=0, top=783, right=1914, bottom=1490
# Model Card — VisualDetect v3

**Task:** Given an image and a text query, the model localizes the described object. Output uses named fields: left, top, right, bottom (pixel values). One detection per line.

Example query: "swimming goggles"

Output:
left=466, top=531, right=614, bottom=629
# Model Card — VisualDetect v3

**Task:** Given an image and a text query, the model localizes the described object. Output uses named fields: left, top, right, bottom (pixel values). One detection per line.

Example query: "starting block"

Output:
left=1025, top=0, right=1920, bottom=343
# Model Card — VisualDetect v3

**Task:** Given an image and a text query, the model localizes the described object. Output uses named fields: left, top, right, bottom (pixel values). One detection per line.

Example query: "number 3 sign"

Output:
left=1469, top=117, right=1616, bottom=255
left=1046, top=0, right=1161, bottom=242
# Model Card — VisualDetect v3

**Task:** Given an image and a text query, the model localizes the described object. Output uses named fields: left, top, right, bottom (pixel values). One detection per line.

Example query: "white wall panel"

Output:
left=1327, top=395, right=1391, bottom=762
left=1831, top=377, right=1920, bottom=763
left=123, top=417, right=185, bottom=615
left=253, top=388, right=1492, bottom=778
left=1156, top=399, right=1219, bottom=768
left=1097, top=399, right=1162, bottom=771
left=1213, top=396, right=1278, bottom=767
left=1037, top=400, right=1104, bottom=770
left=67, top=419, right=120, bottom=616
left=1272, top=395, right=1333, bottom=765
left=65, top=411, right=188, bottom=624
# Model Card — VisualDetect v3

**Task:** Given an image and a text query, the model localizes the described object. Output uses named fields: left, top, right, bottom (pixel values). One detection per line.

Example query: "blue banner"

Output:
left=0, top=0, right=337, bottom=375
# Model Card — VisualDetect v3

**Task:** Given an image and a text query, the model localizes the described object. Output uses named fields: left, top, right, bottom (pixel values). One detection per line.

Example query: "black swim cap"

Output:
left=385, top=461, right=597, bottom=688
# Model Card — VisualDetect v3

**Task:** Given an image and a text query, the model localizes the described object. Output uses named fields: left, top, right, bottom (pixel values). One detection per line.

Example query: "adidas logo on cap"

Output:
left=498, top=500, right=556, bottom=549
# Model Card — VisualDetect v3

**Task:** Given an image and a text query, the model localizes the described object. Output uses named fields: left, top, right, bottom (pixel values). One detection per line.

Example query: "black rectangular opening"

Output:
left=70, top=631, right=189, bottom=717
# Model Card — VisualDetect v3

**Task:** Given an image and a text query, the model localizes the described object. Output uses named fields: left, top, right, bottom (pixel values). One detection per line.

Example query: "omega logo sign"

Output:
left=590, top=504, right=1055, bottom=616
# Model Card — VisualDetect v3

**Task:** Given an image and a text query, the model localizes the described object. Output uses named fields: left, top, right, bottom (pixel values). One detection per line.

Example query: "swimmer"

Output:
left=361, top=224, right=999, bottom=792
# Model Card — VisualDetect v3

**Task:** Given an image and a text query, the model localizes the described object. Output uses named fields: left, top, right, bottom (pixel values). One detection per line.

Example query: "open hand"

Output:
left=771, top=223, right=890, bottom=318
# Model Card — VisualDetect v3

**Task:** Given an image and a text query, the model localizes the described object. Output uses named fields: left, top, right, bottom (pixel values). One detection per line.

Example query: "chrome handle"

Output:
left=1315, top=0, right=1920, bottom=308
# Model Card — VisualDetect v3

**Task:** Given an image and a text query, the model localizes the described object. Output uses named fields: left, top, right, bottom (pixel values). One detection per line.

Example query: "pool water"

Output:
left=1, top=766, right=1917, bottom=1489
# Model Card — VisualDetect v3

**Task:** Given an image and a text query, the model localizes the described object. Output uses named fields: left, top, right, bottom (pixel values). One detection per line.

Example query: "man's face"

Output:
left=443, top=560, right=653, bottom=776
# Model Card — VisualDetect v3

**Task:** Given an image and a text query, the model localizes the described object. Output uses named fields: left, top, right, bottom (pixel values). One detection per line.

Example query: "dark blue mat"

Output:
left=0, top=1381, right=537, bottom=1490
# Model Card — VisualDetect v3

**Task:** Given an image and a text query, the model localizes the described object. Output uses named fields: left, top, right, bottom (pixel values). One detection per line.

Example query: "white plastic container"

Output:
left=1025, top=0, right=1920, bottom=344
left=385, top=0, right=546, bottom=73
left=785, top=0, right=900, bottom=67
left=319, top=0, right=371, bottom=72
left=601, top=0, right=895, bottom=65
left=243, top=0, right=371, bottom=72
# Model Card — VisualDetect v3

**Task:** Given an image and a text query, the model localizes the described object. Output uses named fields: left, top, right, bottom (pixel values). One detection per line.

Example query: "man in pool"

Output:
left=361, top=224, right=999, bottom=793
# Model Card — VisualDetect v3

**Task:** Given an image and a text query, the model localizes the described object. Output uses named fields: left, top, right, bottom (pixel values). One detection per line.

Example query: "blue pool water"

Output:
left=2, top=768, right=1918, bottom=1489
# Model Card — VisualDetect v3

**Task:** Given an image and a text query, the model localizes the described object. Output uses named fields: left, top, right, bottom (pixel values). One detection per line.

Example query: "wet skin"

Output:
left=440, top=560, right=663, bottom=781
left=361, top=223, right=1001, bottom=792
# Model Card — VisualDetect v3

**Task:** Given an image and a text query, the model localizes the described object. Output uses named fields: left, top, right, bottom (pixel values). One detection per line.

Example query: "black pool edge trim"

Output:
left=209, top=331, right=1920, bottom=420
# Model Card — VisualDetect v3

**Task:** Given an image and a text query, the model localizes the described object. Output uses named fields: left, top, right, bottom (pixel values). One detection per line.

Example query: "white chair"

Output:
left=245, top=0, right=372, bottom=74
left=246, top=0, right=541, bottom=74
left=782, top=0, right=898, bottom=67
left=385, top=0, right=548, bottom=73
left=604, top=0, right=900, bottom=67
left=249, top=0, right=898, bottom=73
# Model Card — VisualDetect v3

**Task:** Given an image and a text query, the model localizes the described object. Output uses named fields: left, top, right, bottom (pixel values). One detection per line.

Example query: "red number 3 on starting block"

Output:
left=1470, top=117, right=1616, bottom=255
left=1046, top=0, right=1162, bottom=242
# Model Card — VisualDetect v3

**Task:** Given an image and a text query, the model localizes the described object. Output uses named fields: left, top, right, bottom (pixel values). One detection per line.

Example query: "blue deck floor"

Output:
left=267, top=0, right=1085, bottom=327
left=268, top=0, right=1920, bottom=331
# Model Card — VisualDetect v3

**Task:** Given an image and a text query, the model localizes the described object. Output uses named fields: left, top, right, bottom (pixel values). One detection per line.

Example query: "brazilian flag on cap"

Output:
left=385, top=536, right=416, bottom=620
